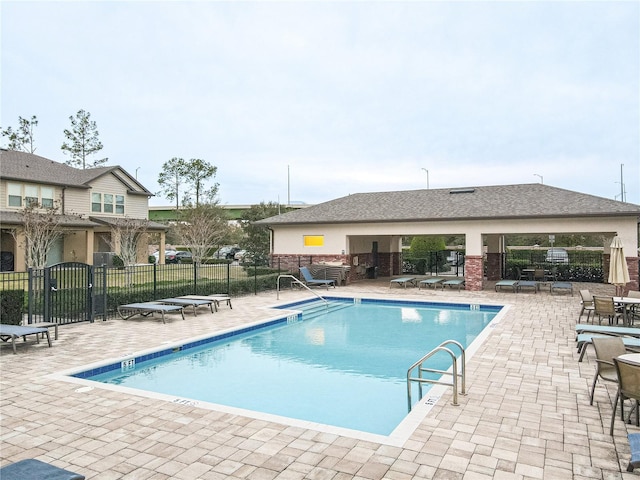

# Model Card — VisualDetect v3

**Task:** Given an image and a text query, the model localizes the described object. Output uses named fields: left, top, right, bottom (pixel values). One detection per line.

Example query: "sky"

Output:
left=2, top=1, right=639, bottom=207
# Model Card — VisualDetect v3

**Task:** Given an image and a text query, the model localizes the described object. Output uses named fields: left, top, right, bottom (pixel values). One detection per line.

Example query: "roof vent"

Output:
left=449, top=188, right=475, bottom=194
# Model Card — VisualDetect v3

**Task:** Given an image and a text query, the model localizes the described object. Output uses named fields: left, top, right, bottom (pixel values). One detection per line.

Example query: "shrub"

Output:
left=0, top=289, right=24, bottom=325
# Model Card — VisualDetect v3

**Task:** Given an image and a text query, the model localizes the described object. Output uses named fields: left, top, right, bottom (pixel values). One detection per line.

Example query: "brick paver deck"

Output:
left=1, top=280, right=637, bottom=479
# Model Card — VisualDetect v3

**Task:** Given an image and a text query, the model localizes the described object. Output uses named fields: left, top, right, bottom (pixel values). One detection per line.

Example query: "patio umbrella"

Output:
left=608, top=236, right=630, bottom=296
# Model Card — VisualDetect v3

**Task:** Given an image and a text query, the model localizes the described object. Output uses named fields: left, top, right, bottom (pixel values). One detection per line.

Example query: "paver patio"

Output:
left=1, top=280, right=638, bottom=479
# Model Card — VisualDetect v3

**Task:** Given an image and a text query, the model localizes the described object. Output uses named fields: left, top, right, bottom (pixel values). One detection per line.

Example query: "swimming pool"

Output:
left=63, top=297, right=504, bottom=443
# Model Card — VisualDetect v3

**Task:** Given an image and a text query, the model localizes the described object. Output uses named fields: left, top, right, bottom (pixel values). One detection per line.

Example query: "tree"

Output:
left=408, top=236, right=447, bottom=274
left=61, top=109, right=107, bottom=169
left=1, top=115, right=38, bottom=152
left=100, top=217, right=149, bottom=267
left=240, top=202, right=284, bottom=265
left=11, top=201, right=65, bottom=269
left=182, top=158, right=219, bottom=207
left=174, top=203, right=229, bottom=265
left=158, top=157, right=220, bottom=209
left=157, top=157, right=189, bottom=210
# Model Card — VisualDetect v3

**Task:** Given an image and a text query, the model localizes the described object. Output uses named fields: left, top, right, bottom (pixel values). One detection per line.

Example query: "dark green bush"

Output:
left=0, top=289, right=24, bottom=325
left=113, top=255, right=124, bottom=268
left=202, top=258, right=232, bottom=265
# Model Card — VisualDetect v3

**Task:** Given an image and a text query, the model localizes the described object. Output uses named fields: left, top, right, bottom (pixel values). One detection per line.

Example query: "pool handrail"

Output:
left=406, top=339, right=466, bottom=411
left=277, top=274, right=328, bottom=304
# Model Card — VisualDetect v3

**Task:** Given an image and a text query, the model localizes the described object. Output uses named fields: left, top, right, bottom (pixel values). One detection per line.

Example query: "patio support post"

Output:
left=485, top=234, right=502, bottom=281
left=464, top=256, right=484, bottom=291
left=464, top=232, right=484, bottom=291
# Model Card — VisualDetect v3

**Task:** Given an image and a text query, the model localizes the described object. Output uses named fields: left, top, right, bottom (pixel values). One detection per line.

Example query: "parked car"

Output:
left=213, top=246, right=242, bottom=259
left=175, top=251, right=192, bottom=262
left=234, top=249, right=247, bottom=261
left=546, top=248, right=569, bottom=264
left=153, top=250, right=178, bottom=264
left=446, top=252, right=464, bottom=266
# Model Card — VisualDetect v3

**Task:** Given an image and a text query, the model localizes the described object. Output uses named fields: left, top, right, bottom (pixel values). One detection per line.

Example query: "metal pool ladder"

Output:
left=406, top=340, right=466, bottom=411
left=276, top=274, right=328, bottom=304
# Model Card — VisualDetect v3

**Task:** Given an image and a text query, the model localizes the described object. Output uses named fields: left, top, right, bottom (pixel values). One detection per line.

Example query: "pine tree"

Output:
left=1, top=115, right=38, bottom=152
left=61, top=109, right=107, bottom=169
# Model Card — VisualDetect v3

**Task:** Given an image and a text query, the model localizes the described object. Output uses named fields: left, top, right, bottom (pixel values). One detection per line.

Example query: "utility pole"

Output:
left=421, top=168, right=429, bottom=189
left=287, top=165, right=290, bottom=206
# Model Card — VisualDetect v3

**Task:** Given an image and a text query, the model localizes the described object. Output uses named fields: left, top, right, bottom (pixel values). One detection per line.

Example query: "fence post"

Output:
left=88, top=265, right=95, bottom=323
left=27, top=267, right=33, bottom=324
left=43, top=266, right=51, bottom=323
left=226, top=262, right=231, bottom=294
left=153, top=262, right=157, bottom=299
left=193, top=261, right=198, bottom=293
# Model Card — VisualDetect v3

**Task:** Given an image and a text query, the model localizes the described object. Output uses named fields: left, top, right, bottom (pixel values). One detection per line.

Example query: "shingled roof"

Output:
left=257, top=184, right=640, bottom=225
left=0, top=149, right=152, bottom=195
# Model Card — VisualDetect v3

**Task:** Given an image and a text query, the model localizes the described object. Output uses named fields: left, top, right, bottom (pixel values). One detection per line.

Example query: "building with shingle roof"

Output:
left=0, top=149, right=166, bottom=271
left=256, top=184, right=640, bottom=291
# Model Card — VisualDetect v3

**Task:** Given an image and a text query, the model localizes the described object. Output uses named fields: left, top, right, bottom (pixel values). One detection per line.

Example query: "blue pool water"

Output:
left=76, top=298, right=500, bottom=436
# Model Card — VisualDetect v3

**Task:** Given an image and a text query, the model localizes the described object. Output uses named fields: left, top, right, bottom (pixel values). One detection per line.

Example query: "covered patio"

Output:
left=259, top=184, right=640, bottom=294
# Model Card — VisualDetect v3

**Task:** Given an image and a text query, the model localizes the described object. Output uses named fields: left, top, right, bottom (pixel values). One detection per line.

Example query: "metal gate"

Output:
left=28, top=262, right=97, bottom=324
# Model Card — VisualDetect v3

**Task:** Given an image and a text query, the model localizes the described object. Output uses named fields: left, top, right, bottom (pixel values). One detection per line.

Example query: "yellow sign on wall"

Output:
left=303, top=235, right=324, bottom=247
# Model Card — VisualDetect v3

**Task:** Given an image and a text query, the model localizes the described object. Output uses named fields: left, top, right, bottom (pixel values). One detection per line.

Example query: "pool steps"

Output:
left=298, top=301, right=351, bottom=320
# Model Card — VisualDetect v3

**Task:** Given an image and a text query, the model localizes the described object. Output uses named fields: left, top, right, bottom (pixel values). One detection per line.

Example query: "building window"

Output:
left=104, top=194, right=114, bottom=213
left=303, top=235, right=324, bottom=247
left=7, top=183, right=22, bottom=207
left=7, top=183, right=55, bottom=208
left=115, top=195, right=125, bottom=214
left=24, top=185, right=39, bottom=207
left=41, top=187, right=54, bottom=208
left=92, top=193, right=102, bottom=212
left=91, top=192, right=125, bottom=214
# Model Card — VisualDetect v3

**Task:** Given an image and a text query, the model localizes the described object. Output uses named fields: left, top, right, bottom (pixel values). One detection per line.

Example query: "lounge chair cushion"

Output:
left=390, top=277, right=417, bottom=288
left=517, top=281, right=538, bottom=293
left=628, top=433, right=640, bottom=471
left=299, top=267, right=336, bottom=288
left=442, top=279, right=465, bottom=291
left=0, top=459, right=85, bottom=480
left=0, top=324, right=52, bottom=354
left=550, top=282, right=573, bottom=296
left=495, top=280, right=518, bottom=292
left=418, top=278, right=443, bottom=289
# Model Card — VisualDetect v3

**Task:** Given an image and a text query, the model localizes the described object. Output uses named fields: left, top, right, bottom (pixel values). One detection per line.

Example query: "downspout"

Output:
left=61, top=186, right=66, bottom=214
left=268, top=226, right=275, bottom=269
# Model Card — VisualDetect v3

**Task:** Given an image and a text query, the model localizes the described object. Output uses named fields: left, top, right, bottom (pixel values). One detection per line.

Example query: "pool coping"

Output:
left=47, top=295, right=510, bottom=447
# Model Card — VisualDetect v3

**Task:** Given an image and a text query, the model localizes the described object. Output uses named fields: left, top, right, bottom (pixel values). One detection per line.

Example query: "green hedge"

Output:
left=0, top=289, right=24, bottom=325
left=105, top=273, right=281, bottom=314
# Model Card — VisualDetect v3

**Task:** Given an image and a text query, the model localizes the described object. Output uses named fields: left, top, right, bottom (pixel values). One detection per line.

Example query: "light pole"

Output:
left=421, top=168, right=429, bottom=189
left=534, top=174, right=543, bottom=184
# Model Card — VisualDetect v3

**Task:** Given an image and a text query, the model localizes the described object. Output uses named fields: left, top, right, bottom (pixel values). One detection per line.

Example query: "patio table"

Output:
left=615, top=297, right=640, bottom=326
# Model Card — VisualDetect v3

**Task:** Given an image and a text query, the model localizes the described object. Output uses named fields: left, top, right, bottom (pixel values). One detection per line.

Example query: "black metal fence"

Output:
left=503, top=249, right=604, bottom=282
left=0, top=260, right=289, bottom=325
left=402, top=251, right=465, bottom=277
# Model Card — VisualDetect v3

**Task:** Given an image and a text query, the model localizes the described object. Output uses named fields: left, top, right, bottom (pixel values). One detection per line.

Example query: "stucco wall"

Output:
left=272, top=216, right=637, bottom=258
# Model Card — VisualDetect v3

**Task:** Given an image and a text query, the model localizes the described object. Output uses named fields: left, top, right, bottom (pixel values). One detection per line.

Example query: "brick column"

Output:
left=465, top=255, right=484, bottom=291
left=625, top=257, right=639, bottom=294
left=486, top=252, right=501, bottom=281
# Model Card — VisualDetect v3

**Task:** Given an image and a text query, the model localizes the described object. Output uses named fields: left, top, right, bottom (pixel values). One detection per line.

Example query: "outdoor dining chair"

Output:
left=579, top=289, right=595, bottom=323
left=610, top=357, right=640, bottom=435
left=593, top=296, right=623, bottom=325
left=590, top=337, right=626, bottom=405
